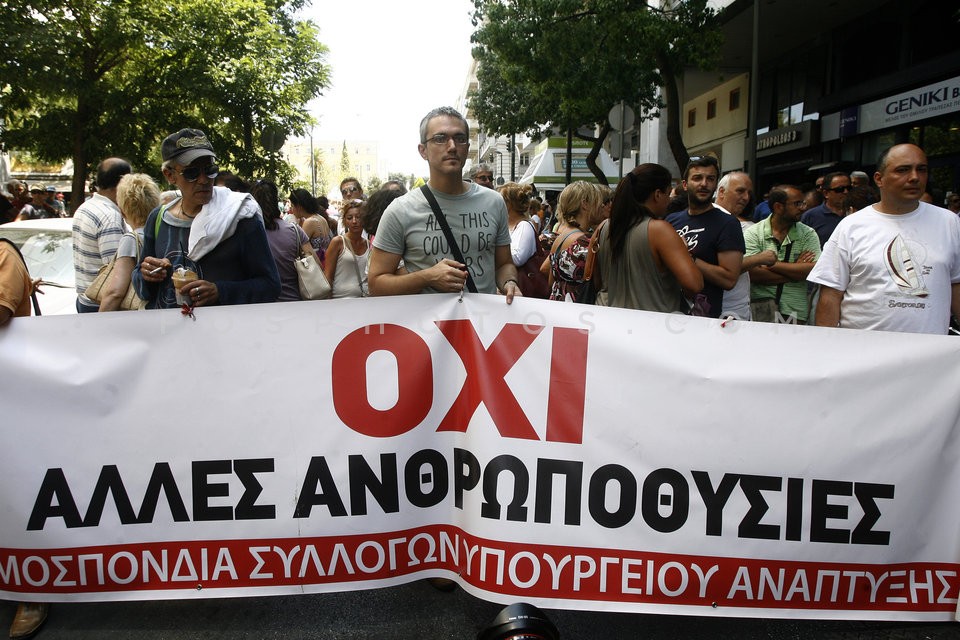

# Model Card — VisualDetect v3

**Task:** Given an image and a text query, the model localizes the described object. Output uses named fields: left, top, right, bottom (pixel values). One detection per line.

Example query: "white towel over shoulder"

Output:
left=188, top=186, right=261, bottom=261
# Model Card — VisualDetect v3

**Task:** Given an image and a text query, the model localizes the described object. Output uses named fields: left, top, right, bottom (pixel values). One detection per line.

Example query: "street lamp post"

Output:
left=309, top=129, right=317, bottom=196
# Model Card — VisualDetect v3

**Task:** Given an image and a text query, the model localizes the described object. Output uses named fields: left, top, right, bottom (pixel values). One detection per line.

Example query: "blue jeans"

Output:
left=76, top=297, right=99, bottom=313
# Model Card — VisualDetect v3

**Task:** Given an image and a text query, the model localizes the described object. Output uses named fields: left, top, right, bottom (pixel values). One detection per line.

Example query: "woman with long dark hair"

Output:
left=289, top=188, right=334, bottom=265
left=596, top=163, right=702, bottom=312
left=252, top=181, right=318, bottom=302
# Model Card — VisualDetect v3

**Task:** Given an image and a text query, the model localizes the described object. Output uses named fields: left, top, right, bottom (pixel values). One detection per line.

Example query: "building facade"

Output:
left=639, top=0, right=958, bottom=201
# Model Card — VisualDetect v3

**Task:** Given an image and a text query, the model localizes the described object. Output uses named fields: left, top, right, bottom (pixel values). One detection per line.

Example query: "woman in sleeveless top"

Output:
left=595, top=163, right=702, bottom=313
left=325, top=199, right=368, bottom=298
left=546, top=182, right=606, bottom=302
left=289, top=188, right=334, bottom=265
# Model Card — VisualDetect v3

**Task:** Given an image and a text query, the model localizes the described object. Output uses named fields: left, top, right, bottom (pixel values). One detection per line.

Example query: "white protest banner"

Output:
left=1, top=295, right=958, bottom=622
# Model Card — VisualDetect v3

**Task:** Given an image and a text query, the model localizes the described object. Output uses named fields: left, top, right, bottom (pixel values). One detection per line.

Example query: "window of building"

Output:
left=729, top=88, right=741, bottom=111
left=707, top=99, right=717, bottom=120
left=688, top=109, right=696, bottom=128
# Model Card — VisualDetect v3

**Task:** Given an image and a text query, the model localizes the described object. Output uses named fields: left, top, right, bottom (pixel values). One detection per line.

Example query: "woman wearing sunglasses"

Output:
left=133, top=128, right=281, bottom=309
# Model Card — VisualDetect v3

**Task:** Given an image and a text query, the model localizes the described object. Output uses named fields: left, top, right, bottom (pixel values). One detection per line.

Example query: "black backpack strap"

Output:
left=419, top=185, right=477, bottom=293
left=0, top=238, right=41, bottom=316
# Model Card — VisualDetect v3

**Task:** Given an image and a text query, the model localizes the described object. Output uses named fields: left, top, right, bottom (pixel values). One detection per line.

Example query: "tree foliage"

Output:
left=313, top=148, right=331, bottom=197
left=388, top=172, right=418, bottom=191
left=0, top=0, right=330, bottom=209
left=469, top=0, right=723, bottom=183
left=339, top=141, right=351, bottom=184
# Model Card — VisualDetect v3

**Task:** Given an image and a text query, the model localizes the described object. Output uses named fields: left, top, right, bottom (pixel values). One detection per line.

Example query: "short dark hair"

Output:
left=843, top=186, right=878, bottom=212
left=340, top=177, right=362, bottom=192
left=768, top=185, right=798, bottom=209
left=822, top=171, right=848, bottom=191
left=362, top=188, right=403, bottom=236
left=683, top=155, right=719, bottom=181
left=95, top=158, right=132, bottom=190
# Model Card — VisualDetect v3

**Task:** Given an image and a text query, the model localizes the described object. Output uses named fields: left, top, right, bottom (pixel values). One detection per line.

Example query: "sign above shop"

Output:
left=858, top=75, right=960, bottom=134
left=756, top=121, right=815, bottom=158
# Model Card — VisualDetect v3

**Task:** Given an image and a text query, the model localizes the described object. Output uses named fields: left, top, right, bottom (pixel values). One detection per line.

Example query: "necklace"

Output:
left=174, top=202, right=198, bottom=220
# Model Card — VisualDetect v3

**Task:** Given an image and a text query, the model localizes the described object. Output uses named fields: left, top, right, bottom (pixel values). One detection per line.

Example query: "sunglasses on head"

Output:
left=175, top=164, right=219, bottom=182
left=686, top=155, right=719, bottom=168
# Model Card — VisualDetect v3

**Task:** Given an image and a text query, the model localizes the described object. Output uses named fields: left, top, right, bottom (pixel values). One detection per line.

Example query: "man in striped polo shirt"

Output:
left=72, top=158, right=132, bottom=312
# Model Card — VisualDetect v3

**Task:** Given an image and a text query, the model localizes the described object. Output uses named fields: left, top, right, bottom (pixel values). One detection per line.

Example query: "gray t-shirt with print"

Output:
left=372, top=183, right=510, bottom=294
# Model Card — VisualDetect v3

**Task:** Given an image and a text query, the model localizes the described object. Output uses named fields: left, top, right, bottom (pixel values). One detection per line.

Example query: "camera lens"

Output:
left=477, top=603, right=559, bottom=640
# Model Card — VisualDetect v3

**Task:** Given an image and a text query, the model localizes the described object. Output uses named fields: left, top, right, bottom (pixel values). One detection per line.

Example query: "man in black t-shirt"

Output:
left=666, top=156, right=745, bottom=318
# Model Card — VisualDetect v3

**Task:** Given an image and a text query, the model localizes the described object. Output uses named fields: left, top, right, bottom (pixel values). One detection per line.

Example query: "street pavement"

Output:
left=3, top=583, right=957, bottom=639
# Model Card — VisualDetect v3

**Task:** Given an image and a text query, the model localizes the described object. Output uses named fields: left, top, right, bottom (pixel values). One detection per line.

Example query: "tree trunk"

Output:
left=656, top=51, right=690, bottom=173
left=69, top=103, right=89, bottom=214
left=583, top=122, right=612, bottom=186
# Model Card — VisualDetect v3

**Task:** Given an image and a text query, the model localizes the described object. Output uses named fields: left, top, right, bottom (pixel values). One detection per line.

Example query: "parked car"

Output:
left=0, top=218, right=77, bottom=315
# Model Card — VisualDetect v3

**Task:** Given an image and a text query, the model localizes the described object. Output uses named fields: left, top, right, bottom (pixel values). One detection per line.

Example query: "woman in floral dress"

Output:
left=547, top=181, right=606, bottom=302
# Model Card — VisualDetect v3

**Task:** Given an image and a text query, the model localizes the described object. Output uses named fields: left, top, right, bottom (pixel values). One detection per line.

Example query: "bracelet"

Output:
left=501, top=279, right=519, bottom=289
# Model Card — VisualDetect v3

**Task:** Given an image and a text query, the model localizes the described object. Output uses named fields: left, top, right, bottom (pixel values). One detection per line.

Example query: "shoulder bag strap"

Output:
left=774, top=242, right=793, bottom=306
left=583, top=219, right=607, bottom=283
left=153, top=203, right=172, bottom=238
left=552, top=229, right=585, bottom=264
left=420, top=185, right=477, bottom=293
left=0, top=238, right=41, bottom=316
left=290, top=224, right=304, bottom=258
left=343, top=236, right=367, bottom=297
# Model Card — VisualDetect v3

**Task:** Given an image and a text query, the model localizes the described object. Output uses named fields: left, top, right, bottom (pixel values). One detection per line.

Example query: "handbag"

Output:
left=579, top=220, right=607, bottom=305
left=516, top=220, right=550, bottom=299
left=84, top=232, right=146, bottom=311
left=293, top=226, right=331, bottom=300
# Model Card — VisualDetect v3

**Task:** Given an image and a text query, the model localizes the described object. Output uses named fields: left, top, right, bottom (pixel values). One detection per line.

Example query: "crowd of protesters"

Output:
left=2, top=116, right=958, bottom=337
left=2, top=109, right=960, bottom=638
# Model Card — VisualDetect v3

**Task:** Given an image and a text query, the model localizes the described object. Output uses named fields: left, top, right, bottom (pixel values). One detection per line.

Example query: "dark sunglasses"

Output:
left=341, top=185, right=360, bottom=195
left=828, top=185, right=851, bottom=193
left=176, top=164, right=219, bottom=182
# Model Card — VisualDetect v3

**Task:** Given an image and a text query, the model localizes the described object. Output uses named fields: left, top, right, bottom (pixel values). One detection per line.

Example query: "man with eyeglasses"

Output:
left=666, top=155, right=745, bottom=318
left=743, top=185, right=820, bottom=324
left=801, top=171, right=850, bottom=248
left=336, top=178, right=364, bottom=233
left=133, top=128, right=280, bottom=309
left=340, top=178, right=364, bottom=201
left=809, top=144, right=960, bottom=335
left=467, top=163, right=495, bottom=189
left=368, top=106, right=519, bottom=302
left=71, top=158, right=132, bottom=312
